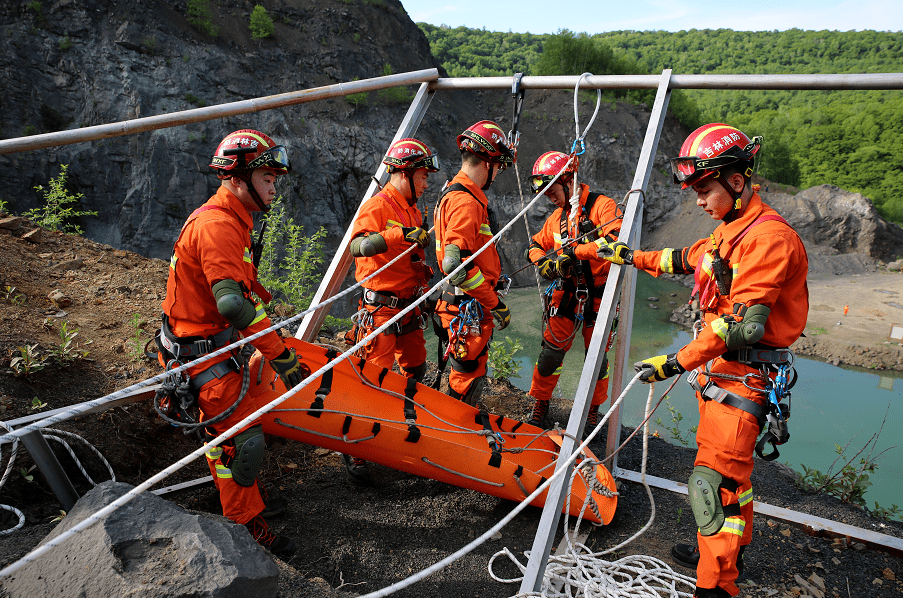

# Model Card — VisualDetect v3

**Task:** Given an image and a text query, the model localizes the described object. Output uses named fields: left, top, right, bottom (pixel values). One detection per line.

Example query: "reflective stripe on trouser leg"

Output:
left=693, top=390, right=759, bottom=595
left=197, top=371, right=266, bottom=526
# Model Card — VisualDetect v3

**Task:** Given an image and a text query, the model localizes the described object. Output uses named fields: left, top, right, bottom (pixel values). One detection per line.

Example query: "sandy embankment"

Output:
left=791, top=271, right=903, bottom=370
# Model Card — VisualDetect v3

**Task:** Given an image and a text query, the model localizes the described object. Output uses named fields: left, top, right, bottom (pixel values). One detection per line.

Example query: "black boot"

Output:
left=527, top=397, right=549, bottom=428
left=693, top=586, right=731, bottom=598
left=340, top=453, right=373, bottom=485
left=672, top=543, right=745, bottom=578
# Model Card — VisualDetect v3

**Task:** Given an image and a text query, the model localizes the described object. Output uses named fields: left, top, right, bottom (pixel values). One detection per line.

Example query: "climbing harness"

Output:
left=755, top=363, right=792, bottom=461
left=445, top=298, right=484, bottom=361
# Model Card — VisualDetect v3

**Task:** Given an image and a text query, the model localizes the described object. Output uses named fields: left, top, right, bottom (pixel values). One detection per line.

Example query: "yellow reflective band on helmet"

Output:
left=689, top=125, right=743, bottom=157
left=386, top=219, right=402, bottom=229
left=712, top=316, right=730, bottom=342
left=720, top=516, right=745, bottom=537
left=479, top=224, right=492, bottom=236
left=459, top=269, right=485, bottom=292
left=738, top=487, right=753, bottom=507
left=243, top=247, right=253, bottom=264
left=249, top=302, right=267, bottom=326
left=659, top=248, right=676, bottom=273
left=170, top=255, right=178, bottom=271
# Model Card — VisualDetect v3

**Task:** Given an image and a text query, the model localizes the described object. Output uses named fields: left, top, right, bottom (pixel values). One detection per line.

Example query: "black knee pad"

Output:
left=231, top=424, right=265, bottom=487
left=536, top=345, right=566, bottom=377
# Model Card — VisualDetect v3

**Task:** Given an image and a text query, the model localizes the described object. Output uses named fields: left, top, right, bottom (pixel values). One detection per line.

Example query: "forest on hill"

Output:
left=418, top=25, right=903, bottom=226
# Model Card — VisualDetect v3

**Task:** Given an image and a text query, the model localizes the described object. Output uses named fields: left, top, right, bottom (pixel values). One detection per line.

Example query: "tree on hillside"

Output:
left=534, top=29, right=618, bottom=77
left=250, top=5, right=274, bottom=40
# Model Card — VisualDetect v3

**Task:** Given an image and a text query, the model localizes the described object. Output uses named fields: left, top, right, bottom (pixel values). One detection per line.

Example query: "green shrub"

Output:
left=59, top=35, right=71, bottom=51
left=249, top=5, right=274, bottom=40
left=187, top=0, right=219, bottom=37
left=257, top=196, right=327, bottom=314
left=29, top=1, right=44, bottom=23
left=25, top=164, right=98, bottom=234
left=24, top=124, right=37, bottom=136
left=345, top=78, right=368, bottom=107
left=487, top=337, right=523, bottom=383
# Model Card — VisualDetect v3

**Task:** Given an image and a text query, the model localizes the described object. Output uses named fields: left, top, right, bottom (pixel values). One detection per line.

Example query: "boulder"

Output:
left=3, top=481, right=279, bottom=598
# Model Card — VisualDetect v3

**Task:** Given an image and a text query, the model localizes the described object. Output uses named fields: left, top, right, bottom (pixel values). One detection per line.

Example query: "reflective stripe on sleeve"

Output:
left=479, top=224, right=492, bottom=236
left=659, top=248, right=676, bottom=273
left=170, top=255, right=178, bottom=271
left=243, top=247, right=253, bottom=264
left=738, top=487, right=753, bottom=507
left=249, top=302, right=268, bottom=326
left=712, top=316, right=730, bottom=342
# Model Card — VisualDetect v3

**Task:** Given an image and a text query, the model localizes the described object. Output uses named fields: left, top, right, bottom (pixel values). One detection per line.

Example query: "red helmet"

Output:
left=670, top=123, right=761, bottom=189
left=457, top=120, right=515, bottom=167
left=210, top=129, right=291, bottom=179
left=383, top=138, right=440, bottom=173
left=530, top=151, right=578, bottom=193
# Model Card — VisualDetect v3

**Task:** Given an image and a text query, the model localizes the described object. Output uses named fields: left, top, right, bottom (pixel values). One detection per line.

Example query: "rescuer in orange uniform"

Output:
left=158, top=129, right=306, bottom=558
left=523, top=151, right=621, bottom=436
left=599, top=124, right=808, bottom=597
left=341, top=137, right=439, bottom=484
left=434, top=120, right=515, bottom=406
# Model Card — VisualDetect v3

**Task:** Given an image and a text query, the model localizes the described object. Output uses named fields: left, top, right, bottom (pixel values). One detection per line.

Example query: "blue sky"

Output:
left=401, top=0, right=903, bottom=34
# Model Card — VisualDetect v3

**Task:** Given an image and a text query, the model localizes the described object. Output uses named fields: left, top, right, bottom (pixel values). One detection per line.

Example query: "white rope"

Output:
left=489, top=384, right=698, bottom=597
left=569, top=72, right=603, bottom=227
left=354, top=372, right=642, bottom=598
left=0, top=164, right=574, bottom=579
left=0, top=79, right=609, bottom=579
left=0, top=423, right=115, bottom=535
left=0, top=423, right=24, bottom=535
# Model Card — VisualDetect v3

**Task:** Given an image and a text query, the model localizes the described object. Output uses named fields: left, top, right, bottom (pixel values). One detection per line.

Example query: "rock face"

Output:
left=3, top=481, right=279, bottom=598
left=2, top=0, right=900, bottom=302
left=0, top=0, right=689, bottom=292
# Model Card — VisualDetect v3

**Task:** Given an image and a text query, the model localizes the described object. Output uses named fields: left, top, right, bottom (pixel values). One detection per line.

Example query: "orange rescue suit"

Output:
left=632, top=192, right=809, bottom=595
left=526, top=184, right=621, bottom=405
left=347, top=182, right=429, bottom=374
left=163, top=186, right=287, bottom=525
left=434, top=171, right=502, bottom=398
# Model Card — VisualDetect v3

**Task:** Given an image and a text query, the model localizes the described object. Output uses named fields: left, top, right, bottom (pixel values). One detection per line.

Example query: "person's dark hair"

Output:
left=715, top=160, right=754, bottom=190
left=461, top=149, right=483, bottom=167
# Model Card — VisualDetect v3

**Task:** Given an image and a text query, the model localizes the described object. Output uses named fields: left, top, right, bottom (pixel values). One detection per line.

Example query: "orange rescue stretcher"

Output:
left=250, top=338, right=618, bottom=524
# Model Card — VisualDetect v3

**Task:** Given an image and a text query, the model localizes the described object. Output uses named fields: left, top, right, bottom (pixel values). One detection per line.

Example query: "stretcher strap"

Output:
left=403, top=376, right=421, bottom=443
left=477, top=410, right=503, bottom=468
left=309, top=348, right=339, bottom=418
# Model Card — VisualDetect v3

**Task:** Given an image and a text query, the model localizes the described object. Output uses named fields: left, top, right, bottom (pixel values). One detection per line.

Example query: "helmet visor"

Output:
left=247, top=145, right=291, bottom=173
left=413, top=153, right=441, bottom=172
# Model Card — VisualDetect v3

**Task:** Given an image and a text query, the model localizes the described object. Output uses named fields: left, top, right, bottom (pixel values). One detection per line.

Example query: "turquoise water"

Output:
left=438, top=273, right=903, bottom=514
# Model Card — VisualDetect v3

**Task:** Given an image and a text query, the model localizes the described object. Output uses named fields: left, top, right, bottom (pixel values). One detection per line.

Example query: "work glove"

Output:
left=491, top=300, right=511, bottom=331
left=633, top=353, right=685, bottom=384
left=598, top=240, right=634, bottom=265
left=401, top=226, right=430, bottom=248
left=535, top=256, right=557, bottom=280
left=271, top=348, right=306, bottom=388
left=551, top=252, right=574, bottom=278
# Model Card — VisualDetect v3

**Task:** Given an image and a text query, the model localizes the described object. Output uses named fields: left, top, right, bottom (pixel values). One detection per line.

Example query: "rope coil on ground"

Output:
left=489, top=383, right=698, bottom=597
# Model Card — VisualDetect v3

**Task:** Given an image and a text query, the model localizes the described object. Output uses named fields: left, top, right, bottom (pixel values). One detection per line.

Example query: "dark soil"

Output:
left=1, top=223, right=902, bottom=597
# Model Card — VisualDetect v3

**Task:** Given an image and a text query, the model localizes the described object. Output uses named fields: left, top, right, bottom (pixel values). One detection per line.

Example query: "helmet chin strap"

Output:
left=480, top=160, right=495, bottom=191
left=714, top=171, right=744, bottom=223
left=404, top=171, right=419, bottom=205
left=235, top=171, right=269, bottom=212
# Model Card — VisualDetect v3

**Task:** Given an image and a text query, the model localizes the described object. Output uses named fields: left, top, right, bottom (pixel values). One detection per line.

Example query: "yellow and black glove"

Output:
left=271, top=348, right=306, bottom=388
left=598, top=240, right=634, bottom=265
left=551, top=252, right=574, bottom=278
left=401, top=226, right=430, bottom=248
left=491, top=300, right=511, bottom=331
left=535, top=256, right=557, bottom=280
left=633, top=353, right=685, bottom=383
